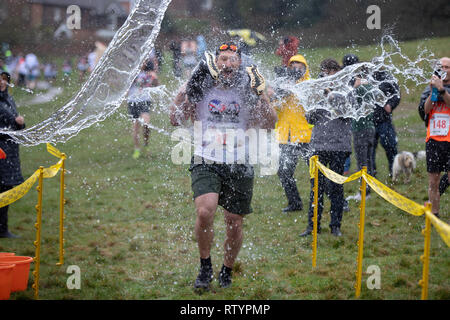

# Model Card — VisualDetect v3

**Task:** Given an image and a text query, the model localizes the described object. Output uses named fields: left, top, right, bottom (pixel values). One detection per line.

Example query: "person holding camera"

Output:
left=418, top=57, right=450, bottom=218
left=371, top=69, right=401, bottom=178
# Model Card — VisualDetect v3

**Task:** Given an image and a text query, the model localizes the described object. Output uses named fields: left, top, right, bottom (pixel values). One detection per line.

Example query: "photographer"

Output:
left=419, top=57, right=450, bottom=218
left=371, top=69, right=400, bottom=177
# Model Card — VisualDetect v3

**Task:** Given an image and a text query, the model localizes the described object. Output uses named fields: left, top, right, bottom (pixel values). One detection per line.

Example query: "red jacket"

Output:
left=276, top=36, right=300, bottom=66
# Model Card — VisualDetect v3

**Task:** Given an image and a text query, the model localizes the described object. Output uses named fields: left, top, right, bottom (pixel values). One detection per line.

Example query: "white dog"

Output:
left=392, top=151, right=417, bottom=183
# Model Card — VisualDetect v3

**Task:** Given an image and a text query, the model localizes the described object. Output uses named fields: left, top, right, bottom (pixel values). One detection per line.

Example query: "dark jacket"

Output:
left=0, top=89, right=25, bottom=186
left=372, top=71, right=401, bottom=125
left=306, top=92, right=352, bottom=153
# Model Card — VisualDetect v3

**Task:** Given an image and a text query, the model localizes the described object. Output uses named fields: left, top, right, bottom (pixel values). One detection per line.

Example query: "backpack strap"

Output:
left=204, top=51, right=219, bottom=80
left=246, top=65, right=265, bottom=95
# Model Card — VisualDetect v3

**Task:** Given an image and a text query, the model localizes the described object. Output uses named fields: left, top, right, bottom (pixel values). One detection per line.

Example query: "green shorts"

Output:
left=190, top=159, right=254, bottom=215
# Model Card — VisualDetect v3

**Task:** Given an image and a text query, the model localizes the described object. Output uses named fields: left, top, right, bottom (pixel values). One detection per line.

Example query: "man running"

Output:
left=170, top=42, right=276, bottom=290
left=127, top=59, right=159, bottom=159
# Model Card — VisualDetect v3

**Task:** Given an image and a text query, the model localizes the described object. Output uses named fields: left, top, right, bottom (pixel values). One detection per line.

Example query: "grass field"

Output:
left=1, top=36, right=449, bottom=300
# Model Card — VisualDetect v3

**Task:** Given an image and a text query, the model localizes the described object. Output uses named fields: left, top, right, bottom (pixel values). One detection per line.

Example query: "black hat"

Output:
left=342, top=54, right=359, bottom=67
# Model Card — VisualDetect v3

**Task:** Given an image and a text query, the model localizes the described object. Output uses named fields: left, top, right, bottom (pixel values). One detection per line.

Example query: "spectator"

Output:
left=0, top=71, right=25, bottom=238
left=270, top=54, right=312, bottom=213
left=418, top=57, right=450, bottom=218
left=88, top=50, right=97, bottom=73
left=196, top=35, right=207, bottom=60
left=371, top=69, right=401, bottom=177
left=147, top=48, right=159, bottom=74
left=0, top=59, right=6, bottom=72
left=300, top=59, right=352, bottom=237
left=181, top=39, right=198, bottom=79
left=169, top=39, right=182, bottom=78
left=276, top=36, right=300, bottom=67
left=4, top=49, right=15, bottom=74
left=62, top=59, right=72, bottom=82
left=16, top=54, right=27, bottom=87
left=342, top=54, right=375, bottom=201
left=77, top=55, right=89, bottom=82
left=25, top=53, right=40, bottom=90
left=44, top=63, right=57, bottom=82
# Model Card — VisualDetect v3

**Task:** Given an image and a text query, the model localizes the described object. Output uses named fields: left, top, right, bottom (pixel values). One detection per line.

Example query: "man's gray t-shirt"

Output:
left=193, top=86, right=252, bottom=163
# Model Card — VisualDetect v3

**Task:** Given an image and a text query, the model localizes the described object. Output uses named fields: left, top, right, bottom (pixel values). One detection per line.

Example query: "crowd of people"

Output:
left=0, top=42, right=108, bottom=90
left=169, top=37, right=448, bottom=291
left=1, top=36, right=448, bottom=295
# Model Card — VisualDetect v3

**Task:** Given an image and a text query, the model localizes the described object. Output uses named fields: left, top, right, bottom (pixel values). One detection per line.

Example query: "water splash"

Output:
left=0, top=0, right=172, bottom=146
left=270, top=35, right=439, bottom=122
left=1, top=21, right=440, bottom=148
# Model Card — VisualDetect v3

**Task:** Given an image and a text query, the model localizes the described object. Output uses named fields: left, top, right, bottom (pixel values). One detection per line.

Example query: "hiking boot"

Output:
left=331, top=226, right=342, bottom=237
left=218, top=269, right=232, bottom=288
left=194, top=265, right=213, bottom=290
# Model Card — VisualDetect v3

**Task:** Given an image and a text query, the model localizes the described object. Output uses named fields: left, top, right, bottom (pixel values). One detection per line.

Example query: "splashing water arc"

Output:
left=0, top=5, right=440, bottom=147
left=2, top=0, right=172, bottom=146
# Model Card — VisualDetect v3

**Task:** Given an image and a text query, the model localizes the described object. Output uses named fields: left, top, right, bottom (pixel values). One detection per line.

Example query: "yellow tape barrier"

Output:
left=310, top=156, right=450, bottom=247
left=0, top=144, right=65, bottom=209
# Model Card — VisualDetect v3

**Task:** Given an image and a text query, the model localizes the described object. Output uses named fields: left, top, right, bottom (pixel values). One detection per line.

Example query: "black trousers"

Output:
left=373, top=121, right=398, bottom=176
left=277, top=143, right=311, bottom=208
left=0, top=185, right=12, bottom=233
left=353, top=128, right=375, bottom=194
left=307, top=151, right=350, bottom=230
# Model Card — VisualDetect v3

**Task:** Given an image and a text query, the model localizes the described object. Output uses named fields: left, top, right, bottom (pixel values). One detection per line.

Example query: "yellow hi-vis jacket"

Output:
left=275, top=54, right=313, bottom=144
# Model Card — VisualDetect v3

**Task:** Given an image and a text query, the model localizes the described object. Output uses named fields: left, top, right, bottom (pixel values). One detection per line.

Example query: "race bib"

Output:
left=430, top=113, right=450, bottom=137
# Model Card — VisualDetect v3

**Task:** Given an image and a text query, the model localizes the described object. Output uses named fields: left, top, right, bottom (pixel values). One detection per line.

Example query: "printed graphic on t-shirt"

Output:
left=207, top=99, right=241, bottom=123
left=194, top=87, right=250, bottom=163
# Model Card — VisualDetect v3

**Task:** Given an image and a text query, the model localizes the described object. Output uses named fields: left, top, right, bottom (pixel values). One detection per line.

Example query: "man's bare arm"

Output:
left=250, top=92, right=277, bottom=129
left=170, top=89, right=195, bottom=126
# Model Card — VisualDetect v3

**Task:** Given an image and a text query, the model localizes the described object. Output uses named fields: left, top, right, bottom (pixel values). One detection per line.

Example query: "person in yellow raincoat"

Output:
left=273, top=54, right=313, bottom=213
